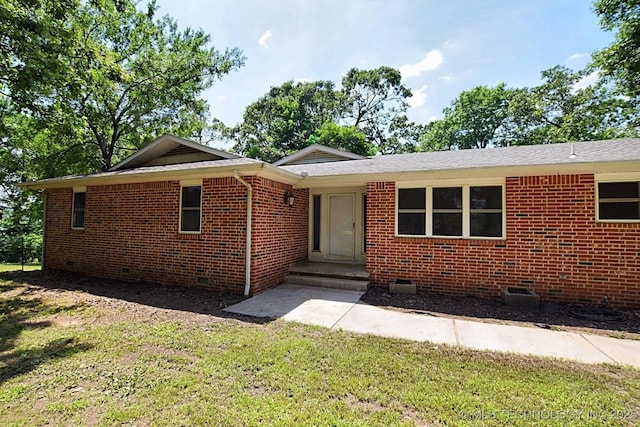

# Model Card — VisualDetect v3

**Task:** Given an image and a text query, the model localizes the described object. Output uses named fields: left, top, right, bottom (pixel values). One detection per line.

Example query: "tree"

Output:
left=420, top=84, right=514, bottom=150
left=0, top=103, right=48, bottom=263
left=510, top=66, right=638, bottom=143
left=0, top=0, right=82, bottom=108
left=592, top=0, right=640, bottom=99
left=341, top=66, right=414, bottom=153
left=307, top=122, right=374, bottom=156
left=233, top=80, right=344, bottom=162
left=233, top=66, right=417, bottom=161
left=386, top=115, right=424, bottom=153
left=4, top=0, right=244, bottom=171
left=420, top=66, right=639, bottom=151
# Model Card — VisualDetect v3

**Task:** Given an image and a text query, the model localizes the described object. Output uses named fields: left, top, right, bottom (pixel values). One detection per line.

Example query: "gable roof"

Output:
left=20, top=157, right=301, bottom=190
left=272, top=144, right=367, bottom=166
left=281, top=138, right=640, bottom=186
left=20, top=134, right=300, bottom=190
left=18, top=138, right=640, bottom=191
left=109, top=134, right=239, bottom=171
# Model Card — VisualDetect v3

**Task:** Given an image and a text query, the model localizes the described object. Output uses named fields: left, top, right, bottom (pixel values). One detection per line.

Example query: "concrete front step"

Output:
left=288, top=261, right=369, bottom=280
left=283, top=274, right=369, bottom=291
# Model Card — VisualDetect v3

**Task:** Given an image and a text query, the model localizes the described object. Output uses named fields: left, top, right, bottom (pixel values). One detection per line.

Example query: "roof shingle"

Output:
left=280, top=139, right=640, bottom=177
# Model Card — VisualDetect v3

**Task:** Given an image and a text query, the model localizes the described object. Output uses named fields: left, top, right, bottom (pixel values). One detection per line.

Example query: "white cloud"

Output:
left=215, top=95, right=229, bottom=102
left=407, top=85, right=429, bottom=108
left=439, top=74, right=454, bottom=81
left=566, top=52, right=587, bottom=62
left=258, top=30, right=272, bottom=48
left=400, top=49, right=443, bottom=80
left=572, top=71, right=599, bottom=92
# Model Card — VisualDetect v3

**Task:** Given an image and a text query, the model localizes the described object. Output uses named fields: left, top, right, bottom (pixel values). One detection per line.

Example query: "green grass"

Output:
left=0, top=263, right=41, bottom=272
left=1, top=278, right=639, bottom=426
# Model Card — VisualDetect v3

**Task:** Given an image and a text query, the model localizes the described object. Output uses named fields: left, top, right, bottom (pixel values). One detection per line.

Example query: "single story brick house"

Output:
left=20, top=134, right=640, bottom=307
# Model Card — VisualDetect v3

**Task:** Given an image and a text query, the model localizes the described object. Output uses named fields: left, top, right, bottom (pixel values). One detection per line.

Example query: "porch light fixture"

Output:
left=284, top=191, right=295, bottom=206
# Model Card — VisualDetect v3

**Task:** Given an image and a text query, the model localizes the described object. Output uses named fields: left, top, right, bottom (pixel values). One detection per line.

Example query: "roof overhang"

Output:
left=292, top=160, right=640, bottom=188
left=19, top=162, right=301, bottom=190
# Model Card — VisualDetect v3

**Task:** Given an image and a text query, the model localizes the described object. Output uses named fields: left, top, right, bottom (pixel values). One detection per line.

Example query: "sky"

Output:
left=154, top=0, right=613, bottom=150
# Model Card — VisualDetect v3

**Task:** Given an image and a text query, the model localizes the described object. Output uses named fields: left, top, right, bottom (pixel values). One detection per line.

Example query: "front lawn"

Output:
left=1, top=273, right=639, bottom=426
left=0, top=263, right=41, bottom=273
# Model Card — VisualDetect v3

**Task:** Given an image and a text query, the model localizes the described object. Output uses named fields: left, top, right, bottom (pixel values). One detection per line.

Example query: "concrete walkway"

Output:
left=224, top=284, right=640, bottom=368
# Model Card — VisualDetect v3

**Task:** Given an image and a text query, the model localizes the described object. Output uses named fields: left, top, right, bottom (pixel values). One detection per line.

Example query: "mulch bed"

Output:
left=361, top=286, right=640, bottom=340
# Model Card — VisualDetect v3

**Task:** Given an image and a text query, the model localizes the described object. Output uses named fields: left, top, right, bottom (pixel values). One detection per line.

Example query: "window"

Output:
left=397, top=188, right=426, bottom=235
left=72, top=190, right=86, bottom=229
left=312, top=195, right=321, bottom=251
left=397, top=184, right=504, bottom=238
left=432, top=187, right=462, bottom=236
left=180, top=185, right=202, bottom=233
left=470, top=186, right=503, bottom=237
left=598, top=181, right=640, bottom=221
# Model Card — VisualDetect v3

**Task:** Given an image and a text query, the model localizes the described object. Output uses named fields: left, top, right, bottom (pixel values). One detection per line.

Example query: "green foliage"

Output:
left=341, top=66, right=414, bottom=154
left=0, top=233, right=41, bottom=263
left=0, top=0, right=81, bottom=106
left=510, top=66, right=638, bottom=143
left=233, top=66, right=419, bottom=161
left=233, top=80, right=343, bottom=162
left=0, top=102, right=46, bottom=263
left=387, top=115, right=425, bottom=153
left=420, top=66, right=639, bottom=151
left=54, top=0, right=245, bottom=170
left=592, top=0, right=640, bottom=98
left=307, top=122, right=375, bottom=156
left=423, top=84, right=512, bottom=150
left=2, top=0, right=245, bottom=171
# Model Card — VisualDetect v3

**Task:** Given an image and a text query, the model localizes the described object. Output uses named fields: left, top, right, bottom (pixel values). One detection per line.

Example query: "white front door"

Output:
left=328, top=194, right=355, bottom=259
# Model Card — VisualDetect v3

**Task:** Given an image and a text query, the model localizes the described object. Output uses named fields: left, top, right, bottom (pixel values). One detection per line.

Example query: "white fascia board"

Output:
left=18, top=163, right=266, bottom=190
left=292, top=161, right=640, bottom=189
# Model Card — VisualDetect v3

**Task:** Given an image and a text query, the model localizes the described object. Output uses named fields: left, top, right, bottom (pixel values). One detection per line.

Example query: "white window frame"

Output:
left=595, top=173, right=640, bottom=223
left=431, top=186, right=464, bottom=237
left=397, top=187, right=426, bottom=236
left=71, top=186, right=86, bottom=230
left=179, top=179, right=203, bottom=234
left=396, top=179, right=506, bottom=239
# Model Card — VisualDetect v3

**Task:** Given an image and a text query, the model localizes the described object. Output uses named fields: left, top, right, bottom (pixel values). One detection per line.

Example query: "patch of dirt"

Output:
left=0, top=270, right=253, bottom=326
left=361, top=287, right=640, bottom=340
left=3, top=270, right=639, bottom=341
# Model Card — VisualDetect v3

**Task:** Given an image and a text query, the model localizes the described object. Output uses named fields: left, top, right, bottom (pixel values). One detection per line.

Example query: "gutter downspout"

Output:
left=233, top=170, right=252, bottom=296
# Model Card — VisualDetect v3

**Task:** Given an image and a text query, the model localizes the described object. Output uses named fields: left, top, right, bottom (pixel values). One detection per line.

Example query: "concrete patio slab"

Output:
left=454, top=319, right=614, bottom=364
left=223, top=283, right=364, bottom=322
left=581, top=334, right=640, bottom=367
left=334, top=303, right=458, bottom=344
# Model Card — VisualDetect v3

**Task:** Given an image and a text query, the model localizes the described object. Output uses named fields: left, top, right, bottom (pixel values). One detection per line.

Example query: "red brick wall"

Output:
left=249, top=177, right=308, bottom=294
left=44, top=176, right=308, bottom=295
left=366, top=175, right=640, bottom=307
